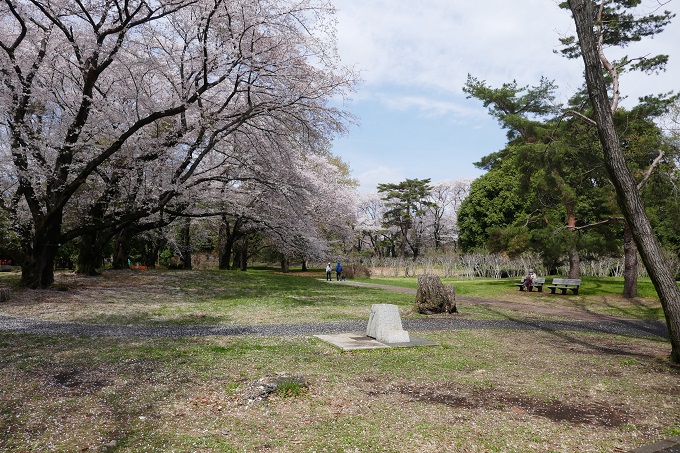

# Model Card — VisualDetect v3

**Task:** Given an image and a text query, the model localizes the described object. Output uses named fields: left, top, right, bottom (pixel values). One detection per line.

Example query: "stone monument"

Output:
left=366, top=303, right=410, bottom=343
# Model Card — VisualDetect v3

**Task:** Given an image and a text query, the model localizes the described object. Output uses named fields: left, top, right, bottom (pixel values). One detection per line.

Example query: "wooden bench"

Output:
left=546, top=278, right=582, bottom=295
left=0, top=287, right=9, bottom=302
left=515, top=277, right=545, bottom=292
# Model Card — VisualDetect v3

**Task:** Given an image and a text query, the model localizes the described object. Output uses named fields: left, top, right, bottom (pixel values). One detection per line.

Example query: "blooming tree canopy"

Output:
left=0, top=0, right=356, bottom=287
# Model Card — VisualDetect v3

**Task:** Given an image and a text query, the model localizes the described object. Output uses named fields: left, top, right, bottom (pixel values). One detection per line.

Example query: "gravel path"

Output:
left=0, top=313, right=668, bottom=339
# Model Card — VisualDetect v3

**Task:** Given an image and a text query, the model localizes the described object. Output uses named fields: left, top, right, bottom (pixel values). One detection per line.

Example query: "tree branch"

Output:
left=637, top=150, right=665, bottom=189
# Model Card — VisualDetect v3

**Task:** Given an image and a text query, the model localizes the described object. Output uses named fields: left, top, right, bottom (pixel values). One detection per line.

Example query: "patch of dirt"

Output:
left=368, top=381, right=632, bottom=428
left=50, top=368, right=111, bottom=394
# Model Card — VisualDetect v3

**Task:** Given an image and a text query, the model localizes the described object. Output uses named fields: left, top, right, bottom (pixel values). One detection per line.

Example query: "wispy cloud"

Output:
left=374, top=92, right=487, bottom=122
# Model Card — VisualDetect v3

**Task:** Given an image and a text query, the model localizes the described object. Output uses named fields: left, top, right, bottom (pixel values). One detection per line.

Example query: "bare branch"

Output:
left=563, top=109, right=597, bottom=126
left=637, top=150, right=665, bottom=189
left=595, top=0, right=620, bottom=113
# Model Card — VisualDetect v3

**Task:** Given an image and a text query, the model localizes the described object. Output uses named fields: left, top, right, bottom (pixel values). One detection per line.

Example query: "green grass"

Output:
left=356, top=275, right=660, bottom=298
left=2, top=269, right=670, bottom=323
left=0, top=328, right=676, bottom=452
left=4, top=269, right=415, bottom=325
left=0, top=269, right=678, bottom=452
left=355, top=275, right=666, bottom=320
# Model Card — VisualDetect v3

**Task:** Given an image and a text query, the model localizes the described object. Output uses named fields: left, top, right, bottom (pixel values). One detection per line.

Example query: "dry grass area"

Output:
left=0, top=269, right=679, bottom=452
left=1, top=270, right=182, bottom=322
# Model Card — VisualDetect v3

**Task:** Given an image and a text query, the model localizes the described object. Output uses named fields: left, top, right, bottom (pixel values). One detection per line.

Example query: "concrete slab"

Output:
left=314, top=332, right=438, bottom=351
left=628, top=437, right=680, bottom=453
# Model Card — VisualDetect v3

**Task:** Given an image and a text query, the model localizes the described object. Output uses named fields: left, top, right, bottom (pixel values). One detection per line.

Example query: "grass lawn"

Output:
left=360, top=275, right=666, bottom=320
left=0, top=269, right=678, bottom=452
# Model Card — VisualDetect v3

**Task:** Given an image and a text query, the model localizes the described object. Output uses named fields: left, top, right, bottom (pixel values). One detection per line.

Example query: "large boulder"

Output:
left=414, top=274, right=456, bottom=314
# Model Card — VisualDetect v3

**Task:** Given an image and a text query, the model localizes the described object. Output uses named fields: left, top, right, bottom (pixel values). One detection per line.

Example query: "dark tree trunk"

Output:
left=76, top=231, right=102, bottom=276
left=112, top=229, right=133, bottom=269
left=570, top=0, right=680, bottom=362
left=19, top=211, right=63, bottom=288
left=180, top=218, right=192, bottom=270
left=301, top=259, right=308, bottom=272
left=238, top=236, right=248, bottom=271
left=141, top=236, right=162, bottom=268
left=219, top=216, right=242, bottom=270
left=280, top=256, right=290, bottom=273
left=623, top=223, right=638, bottom=298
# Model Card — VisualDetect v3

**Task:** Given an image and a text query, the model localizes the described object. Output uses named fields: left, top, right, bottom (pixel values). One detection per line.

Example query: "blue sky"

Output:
left=331, top=0, right=680, bottom=192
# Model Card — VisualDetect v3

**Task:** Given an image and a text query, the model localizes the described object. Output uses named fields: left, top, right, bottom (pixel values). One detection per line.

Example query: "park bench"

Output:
left=546, top=278, right=582, bottom=295
left=515, top=277, right=545, bottom=292
left=0, top=286, right=9, bottom=302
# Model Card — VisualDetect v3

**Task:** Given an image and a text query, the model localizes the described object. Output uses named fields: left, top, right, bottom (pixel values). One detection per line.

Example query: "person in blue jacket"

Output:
left=335, top=262, right=343, bottom=281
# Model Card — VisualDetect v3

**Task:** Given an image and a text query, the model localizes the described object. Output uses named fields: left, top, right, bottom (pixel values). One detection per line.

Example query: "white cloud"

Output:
left=332, top=0, right=680, bottom=190
left=337, top=1, right=576, bottom=90
left=336, top=0, right=680, bottom=110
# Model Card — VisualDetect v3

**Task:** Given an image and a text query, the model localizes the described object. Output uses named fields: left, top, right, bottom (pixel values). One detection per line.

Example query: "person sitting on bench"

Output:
left=522, top=269, right=537, bottom=291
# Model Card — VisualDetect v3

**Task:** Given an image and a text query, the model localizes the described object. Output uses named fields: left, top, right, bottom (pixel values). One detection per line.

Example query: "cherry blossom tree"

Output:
left=0, top=0, right=355, bottom=287
left=170, top=131, right=356, bottom=270
left=425, top=178, right=471, bottom=250
left=354, top=192, right=388, bottom=257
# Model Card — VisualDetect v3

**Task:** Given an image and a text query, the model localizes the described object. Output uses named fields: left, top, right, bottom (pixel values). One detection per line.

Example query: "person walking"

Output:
left=325, top=263, right=332, bottom=281
left=335, top=261, right=343, bottom=281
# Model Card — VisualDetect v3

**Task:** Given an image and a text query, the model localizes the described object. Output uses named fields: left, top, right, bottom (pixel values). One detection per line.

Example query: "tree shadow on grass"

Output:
left=479, top=305, right=671, bottom=362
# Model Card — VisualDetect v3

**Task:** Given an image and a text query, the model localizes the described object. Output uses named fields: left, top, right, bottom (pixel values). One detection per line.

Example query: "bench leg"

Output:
left=537, top=287, right=543, bottom=292
left=559, top=288, right=567, bottom=295
left=549, top=288, right=556, bottom=294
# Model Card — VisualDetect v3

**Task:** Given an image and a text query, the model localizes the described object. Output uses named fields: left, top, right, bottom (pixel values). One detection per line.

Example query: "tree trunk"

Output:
left=238, top=236, right=248, bottom=271
left=566, top=211, right=580, bottom=279
left=399, top=223, right=408, bottom=258
left=19, top=211, right=63, bottom=288
left=414, top=274, right=457, bottom=314
left=570, top=0, right=680, bottom=362
left=180, top=218, right=192, bottom=270
left=219, top=216, right=242, bottom=270
left=142, top=236, right=162, bottom=268
left=568, top=248, right=580, bottom=279
left=623, top=223, right=638, bottom=298
left=76, top=231, right=101, bottom=276
left=280, top=256, right=290, bottom=273
left=301, top=259, right=308, bottom=272
left=112, top=229, right=132, bottom=269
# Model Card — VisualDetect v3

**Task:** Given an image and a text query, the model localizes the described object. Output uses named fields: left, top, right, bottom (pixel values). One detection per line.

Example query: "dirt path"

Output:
left=333, top=280, right=637, bottom=322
